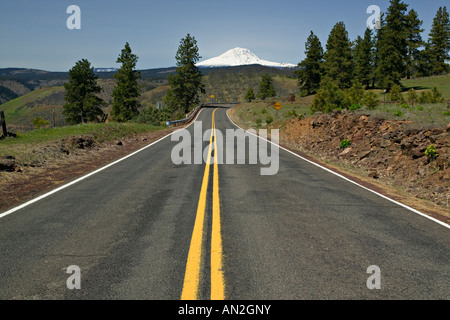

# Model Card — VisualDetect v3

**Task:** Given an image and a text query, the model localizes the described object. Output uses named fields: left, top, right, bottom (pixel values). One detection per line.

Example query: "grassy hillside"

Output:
left=0, top=78, right=164, bottom=130
left=0, top=86, right=66, bottom=130
left=199, top=66, right=297, bottom=102
left=401, top=74, right=450, bottom=99
left=233, top=74, right=450, bottom=130
left=1, top=67, right=448, bottom=131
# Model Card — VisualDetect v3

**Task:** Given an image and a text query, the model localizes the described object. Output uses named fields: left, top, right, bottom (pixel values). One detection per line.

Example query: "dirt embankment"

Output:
left=280, top=110, right=449, bottom=221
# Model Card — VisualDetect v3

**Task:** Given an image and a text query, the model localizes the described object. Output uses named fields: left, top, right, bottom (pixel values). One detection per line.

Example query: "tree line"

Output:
left=63, top=42, right=141, bottom=124
left=297, top=1, right=449, bottom=97
left=63, top=34, right=205, bottom=125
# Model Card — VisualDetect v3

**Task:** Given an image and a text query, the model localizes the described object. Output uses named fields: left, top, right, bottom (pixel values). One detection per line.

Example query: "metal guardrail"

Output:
left=165, top=104, right=204, bottom=127
left=165, top=102, right=240, bottom=126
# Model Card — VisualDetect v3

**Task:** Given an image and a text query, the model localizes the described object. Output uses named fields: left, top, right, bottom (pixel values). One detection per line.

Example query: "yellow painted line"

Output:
left=211, top=114, right=225, bottom=300
left=181, top=110, right=215, bottom=300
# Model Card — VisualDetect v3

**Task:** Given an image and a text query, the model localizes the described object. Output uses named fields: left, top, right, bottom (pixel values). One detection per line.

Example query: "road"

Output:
left=0, top=107, right=449, bottom=300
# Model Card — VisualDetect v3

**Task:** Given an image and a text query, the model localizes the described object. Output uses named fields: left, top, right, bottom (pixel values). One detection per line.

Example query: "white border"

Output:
left=225, top=108, right=450, bottom=230
left=0, top=109, right=204, bottom=219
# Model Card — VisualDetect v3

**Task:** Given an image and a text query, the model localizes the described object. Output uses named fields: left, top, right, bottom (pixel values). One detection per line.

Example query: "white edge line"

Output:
left=0, top=109, right=205, bottom=220
left=225, top=108, right=450, bottom=230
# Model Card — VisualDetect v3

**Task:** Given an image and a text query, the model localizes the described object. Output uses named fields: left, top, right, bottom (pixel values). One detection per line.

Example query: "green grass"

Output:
left=354, top=102, right=449, bottom=129
left=0, top=86, right=65, bottom=128
left=0, top=122, right=164, bottom=150
left=236, top=97, right=449, bottom=131
left=235, top=101, right=311, bottom=128
left=0, top=86, right=64, bottom=114
left=401, top=74, right=450, bottom=100
left=0, top=122, right=166, bottom=168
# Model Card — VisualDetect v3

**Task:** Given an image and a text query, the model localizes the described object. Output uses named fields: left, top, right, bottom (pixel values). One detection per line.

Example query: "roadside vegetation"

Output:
left=0, top=122, right=163, bottom=147
left=0, top=122, right=164, bottom=167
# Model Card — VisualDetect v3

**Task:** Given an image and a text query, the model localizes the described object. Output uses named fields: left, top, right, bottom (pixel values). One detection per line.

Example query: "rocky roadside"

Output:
left=281, top=110, right=450, bottom=222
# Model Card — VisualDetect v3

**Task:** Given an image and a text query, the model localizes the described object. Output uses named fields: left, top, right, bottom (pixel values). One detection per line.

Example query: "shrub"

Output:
left=400, top=104, right=410, bottom=109
left=417, top=106, right=424, bottom=111
left=311, top=79, right=351, bottom=113
left=389, top=84, right=405, bottom=103
left=442, top=111, right=450, bottom=116
left=266, top=115, right=274, bottom=124
left=393, top=110, right=404, bottom=117
left=245, top=87, right=256, bottom=102
left=340, top=139, right=351, bottom=149
left=424, top=145, right=438, bottom=160
left=349, top=104, right=362, bottom=111
left=255, top=118, right=262, bottom=127
left=287, top=109, right=298, bottom=118
left=431, top=87, right=444, bottom=103
left=418, top=91, right=431, bottom=104
left=32, top=117, right=50, bottom=129
left=362, top=91, right=379, bottom=110
left=347, top=81, right=365, bottom=105
left=417, top=87, right=445, bottom=104
left=133, top=107, right=161, bottom=125
left=408, top=88, right=417, bottom=104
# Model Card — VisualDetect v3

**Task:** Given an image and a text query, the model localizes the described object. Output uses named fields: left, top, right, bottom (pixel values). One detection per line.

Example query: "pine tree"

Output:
left=354, top=28, right=374, bottom=89
left=427, top=6, right=450, bottom=75
left=258, top=73, right=276, bottom=100
left=297, top=31, right=324, bottom=95
left=416, top=42, right=433, bottom=77
left=245, top=87, right=256, bottom=102
left=311, top=77, right=350, bottom=113
left=63, top=59, right=104, bottom=125
left=372, top=14, right=386, bottom=88
left=166, top=34, right=205, bottom=114
left=111, top=42, right=141, bottom=122
left=323, top=22, right=353, bottom=89
left=405, top=9, right=424, bottom=79
left=376, top=0, right=409, bottom=90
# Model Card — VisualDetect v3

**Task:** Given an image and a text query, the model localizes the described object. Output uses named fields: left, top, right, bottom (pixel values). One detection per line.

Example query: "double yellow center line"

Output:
left=181, top=109, right=225, bottom=300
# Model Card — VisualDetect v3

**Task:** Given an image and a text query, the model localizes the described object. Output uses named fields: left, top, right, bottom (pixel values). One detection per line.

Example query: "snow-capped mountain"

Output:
left=94, top=68, right=118, bottom=73
left=196, top=47, right=296, bottom=68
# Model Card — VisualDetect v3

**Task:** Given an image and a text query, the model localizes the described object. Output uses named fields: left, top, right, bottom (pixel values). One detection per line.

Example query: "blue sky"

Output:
left=0, top=0, right=447, bottom=71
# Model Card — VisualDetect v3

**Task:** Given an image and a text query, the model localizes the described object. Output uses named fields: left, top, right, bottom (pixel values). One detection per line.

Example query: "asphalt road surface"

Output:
left=0, top=107, right=448, bottom=300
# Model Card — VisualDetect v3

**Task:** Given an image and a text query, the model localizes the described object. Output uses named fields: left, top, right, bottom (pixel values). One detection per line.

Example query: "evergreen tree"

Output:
left=389, top=84, right=405, bottom=103
left=297, top=31, right=324, bottom=95
left=427, top=6, right=450, bottom=75
left=405, top=9, right=424, bottom=79
left=323, top=22, right=353, bottom=89
left=416, top=42, right=433, bottom=77
left=311, top=77, right=350, bottom=113
left=245, top=87, right=256, bottom=102
left=354, top=28, right=374, bottom=89
left=347, top=80, right=365, bottom=105
left=372, top=13, right=386, bottom=88
left=376, top=0, right=409, bottom=90
left=111, top=42, right=141, bottom=122
left=63, top=59, right=104, bottom=125
left=166, top=34, right=205, bottom=113
left=258, top=73, right=276, bottom=100
left=362, top=91, right=380, bottom=110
